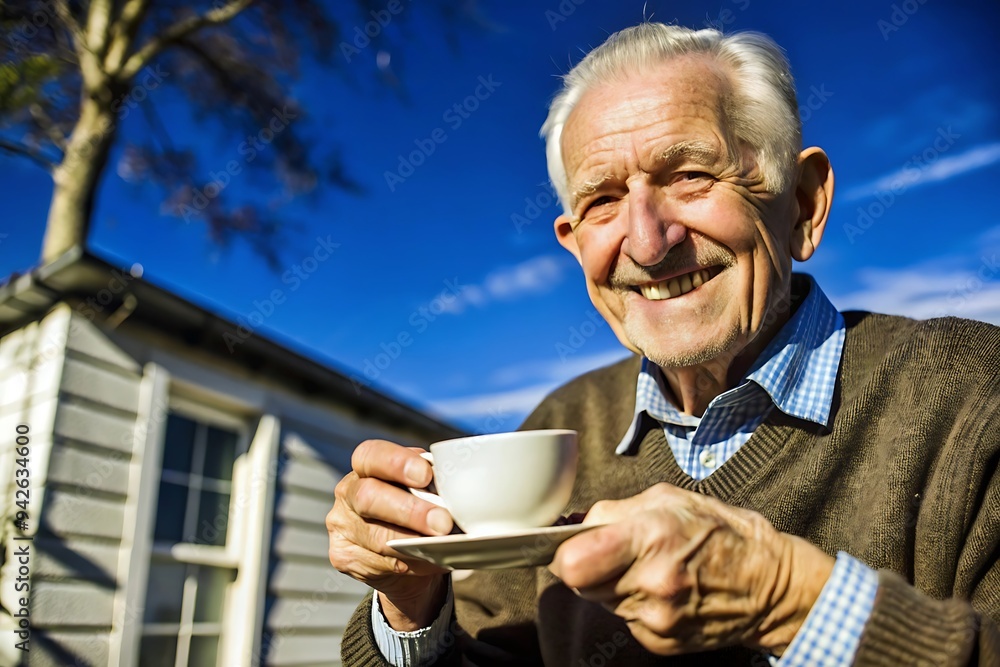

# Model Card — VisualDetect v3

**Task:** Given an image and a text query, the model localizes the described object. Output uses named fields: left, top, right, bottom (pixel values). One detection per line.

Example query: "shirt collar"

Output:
left=615, top=275, right=845, bottom=454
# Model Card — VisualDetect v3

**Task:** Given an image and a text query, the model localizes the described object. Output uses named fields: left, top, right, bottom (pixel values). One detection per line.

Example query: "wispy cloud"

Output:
left=831, top=225, right=1000, bottom=325
left=427, top=383, right=555, bottom=423
left=832, top=267, right=1000, bottom=324
left=438, top=254, right=573, bottom=315
left=427, top=348, right=630, bottom=425
left=487, top=348, right=630, bottom=389
left=841, top=141, right=1000, bottom=202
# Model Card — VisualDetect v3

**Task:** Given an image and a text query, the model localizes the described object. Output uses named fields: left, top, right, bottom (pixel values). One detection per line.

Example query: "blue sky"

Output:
left=3, top=0, right=999, bottom=433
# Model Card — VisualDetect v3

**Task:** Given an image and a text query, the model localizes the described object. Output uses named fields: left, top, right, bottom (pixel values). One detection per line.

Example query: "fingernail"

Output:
left=427, top=508, right=453, bottom=535
left=404, top=458, right=428, bottom=486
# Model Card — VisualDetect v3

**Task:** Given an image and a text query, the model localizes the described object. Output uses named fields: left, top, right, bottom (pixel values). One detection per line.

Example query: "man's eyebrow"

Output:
left=569, top=174, right=612, bottom=209
left=567, top=141, right=723, bottom=209
left=654, top=140, right=721, bottom=166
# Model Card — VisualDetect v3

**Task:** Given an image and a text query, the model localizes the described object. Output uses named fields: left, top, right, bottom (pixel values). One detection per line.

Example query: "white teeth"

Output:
left=639, top=269, right=713, bottom=301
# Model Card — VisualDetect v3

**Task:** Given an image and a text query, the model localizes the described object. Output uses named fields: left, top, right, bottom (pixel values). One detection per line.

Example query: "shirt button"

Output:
left=699, top=449, right=717, bottom=468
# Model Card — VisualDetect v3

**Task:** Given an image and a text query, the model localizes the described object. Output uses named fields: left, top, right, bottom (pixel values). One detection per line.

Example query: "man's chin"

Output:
left=640, top=345, right=727, bottom=370
left=625, top=324, right=739, bottom=370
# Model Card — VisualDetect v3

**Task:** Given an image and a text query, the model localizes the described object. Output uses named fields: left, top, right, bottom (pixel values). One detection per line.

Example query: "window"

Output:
left=139, top=408, right=246, bottom=667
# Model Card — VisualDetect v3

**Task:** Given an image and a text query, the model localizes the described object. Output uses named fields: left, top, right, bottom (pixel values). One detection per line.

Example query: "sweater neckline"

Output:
left=636, top=411, right=805, bottom=500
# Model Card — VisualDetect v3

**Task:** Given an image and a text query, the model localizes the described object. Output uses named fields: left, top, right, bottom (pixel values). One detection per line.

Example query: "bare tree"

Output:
left=0, top=0, right=473, bottom=266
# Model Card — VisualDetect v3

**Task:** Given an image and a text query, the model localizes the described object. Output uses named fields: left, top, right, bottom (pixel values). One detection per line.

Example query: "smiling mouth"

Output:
left=634, top=267, right=720, bottom=301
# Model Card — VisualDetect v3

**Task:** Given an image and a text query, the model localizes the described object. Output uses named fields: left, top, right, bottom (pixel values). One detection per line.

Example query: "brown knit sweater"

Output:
left=342, top=311, right=1000, bottom=666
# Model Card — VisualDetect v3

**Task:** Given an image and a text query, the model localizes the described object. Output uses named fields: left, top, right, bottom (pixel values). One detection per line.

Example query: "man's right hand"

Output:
left=327, top=439, right=454, bottom=630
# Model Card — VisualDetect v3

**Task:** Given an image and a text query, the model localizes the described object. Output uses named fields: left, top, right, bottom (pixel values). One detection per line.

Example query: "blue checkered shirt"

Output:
left=615, top=276, right=878, bottom=666
left=373, top=277, right=879, bottom=666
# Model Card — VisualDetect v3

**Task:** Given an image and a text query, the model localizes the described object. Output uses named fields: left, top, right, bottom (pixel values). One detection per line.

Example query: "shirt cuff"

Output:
left=371, top=578, right=455, bottom=667
left=774, top=551, right=879, bottom=666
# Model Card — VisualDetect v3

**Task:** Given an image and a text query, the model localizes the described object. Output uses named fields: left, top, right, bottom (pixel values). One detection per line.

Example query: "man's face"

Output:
left=554, top=55, right=801, bottom=370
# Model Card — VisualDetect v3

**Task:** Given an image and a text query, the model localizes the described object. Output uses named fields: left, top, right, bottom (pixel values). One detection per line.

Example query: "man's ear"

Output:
left=554, top=213, right=582, bottom=264
left=790, top=147, right=834, bottom=262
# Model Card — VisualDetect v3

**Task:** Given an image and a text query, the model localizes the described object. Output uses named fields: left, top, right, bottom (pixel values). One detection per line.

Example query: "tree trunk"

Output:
left=40, top=95, right=117, bottom=264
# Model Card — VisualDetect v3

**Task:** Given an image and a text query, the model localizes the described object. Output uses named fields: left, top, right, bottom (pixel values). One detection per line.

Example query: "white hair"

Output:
left=540, top=23, right=802, bottom=214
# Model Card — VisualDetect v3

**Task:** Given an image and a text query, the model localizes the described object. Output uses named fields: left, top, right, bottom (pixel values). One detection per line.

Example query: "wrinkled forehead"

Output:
left=559, top=55, right=735, bottom=175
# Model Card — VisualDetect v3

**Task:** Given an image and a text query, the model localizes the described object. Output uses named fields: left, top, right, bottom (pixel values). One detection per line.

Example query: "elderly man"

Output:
left=329, top=23, right=1000, bottom=666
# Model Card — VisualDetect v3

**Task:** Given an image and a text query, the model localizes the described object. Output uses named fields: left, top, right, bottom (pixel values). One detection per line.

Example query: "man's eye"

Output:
left=584, top=195, right=616, bottom=214
left=682, top=171, right=713, bottom=181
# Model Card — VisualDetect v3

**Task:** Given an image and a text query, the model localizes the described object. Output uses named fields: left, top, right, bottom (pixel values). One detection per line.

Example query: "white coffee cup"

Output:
left=409, top=429, right=578, bottom=536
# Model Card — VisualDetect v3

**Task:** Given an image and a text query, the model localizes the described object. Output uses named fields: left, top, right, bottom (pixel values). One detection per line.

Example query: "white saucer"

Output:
left=387, top=523, right=602, bottom=570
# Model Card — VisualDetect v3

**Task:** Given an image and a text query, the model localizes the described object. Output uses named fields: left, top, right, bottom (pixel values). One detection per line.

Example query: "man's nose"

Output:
left=621, top=186, right=686, bottom=267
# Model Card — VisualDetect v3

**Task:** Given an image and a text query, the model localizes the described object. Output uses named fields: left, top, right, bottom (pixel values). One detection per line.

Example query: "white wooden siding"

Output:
left=40, top=310, right=143, bottom=666
left=32, top=631, right=110, bottom=667
left=262, top=426, right=367, bottom=667
left=0, top=306, right=145, bottom=667
left=0, top=308, right=72, bottom=667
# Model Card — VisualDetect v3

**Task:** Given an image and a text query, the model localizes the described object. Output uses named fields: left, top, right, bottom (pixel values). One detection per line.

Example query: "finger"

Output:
left=624, top=618, right=686, bottom=656
left=583, top=483, right=687, bottom=525
left=329, top=498, right=450, bottom=581
left=328, top=526, right=407, bottom=579
left=550, top=523, right=637, bottom=589
left=572, top=579, right=629, bottom=607
left=357, top=518, right=452, bottom=577
left=352, top=439, right=433, bottom=488
left=349, top=475, right=453, bottom=536
left=583, top=498, right=628, bottom=525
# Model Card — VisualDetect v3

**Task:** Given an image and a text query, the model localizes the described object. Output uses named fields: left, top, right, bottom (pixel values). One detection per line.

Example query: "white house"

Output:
left=0, top=247, right=464, bottom=667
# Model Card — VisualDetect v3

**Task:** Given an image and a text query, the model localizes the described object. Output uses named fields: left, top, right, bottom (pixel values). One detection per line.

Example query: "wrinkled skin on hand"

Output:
left=327, top=439, right=453, bottom=629
left=549, top=483, right=834, bottom=656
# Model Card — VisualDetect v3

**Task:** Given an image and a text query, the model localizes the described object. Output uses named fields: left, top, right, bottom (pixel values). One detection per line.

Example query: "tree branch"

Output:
left=84, top=0, right=114, bottom=59
left=104, top=0, right=152, bottom=73
left=176, top=35, right=276, bottom=117
left=0, top=139, right=56, bottom=172
left=29, top=103, right=68, bottom=151
left=78, top=0, right=114, bottom=91
left=53, top=0, right=87, bottom=54
left=119, top=0, right=254, bottom=80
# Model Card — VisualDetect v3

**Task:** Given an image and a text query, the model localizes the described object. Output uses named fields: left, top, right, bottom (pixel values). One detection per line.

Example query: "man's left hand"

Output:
left=549, top=483, right=835, bottom=656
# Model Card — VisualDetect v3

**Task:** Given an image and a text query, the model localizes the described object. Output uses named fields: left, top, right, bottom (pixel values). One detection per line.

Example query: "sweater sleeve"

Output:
left=852, top=569, right=999, bottom=666
left=854, top=379, right=1000, bottom=667
left=341, top=590, right=464, bottom=667
left=340, top=569, right=541, bottom=666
